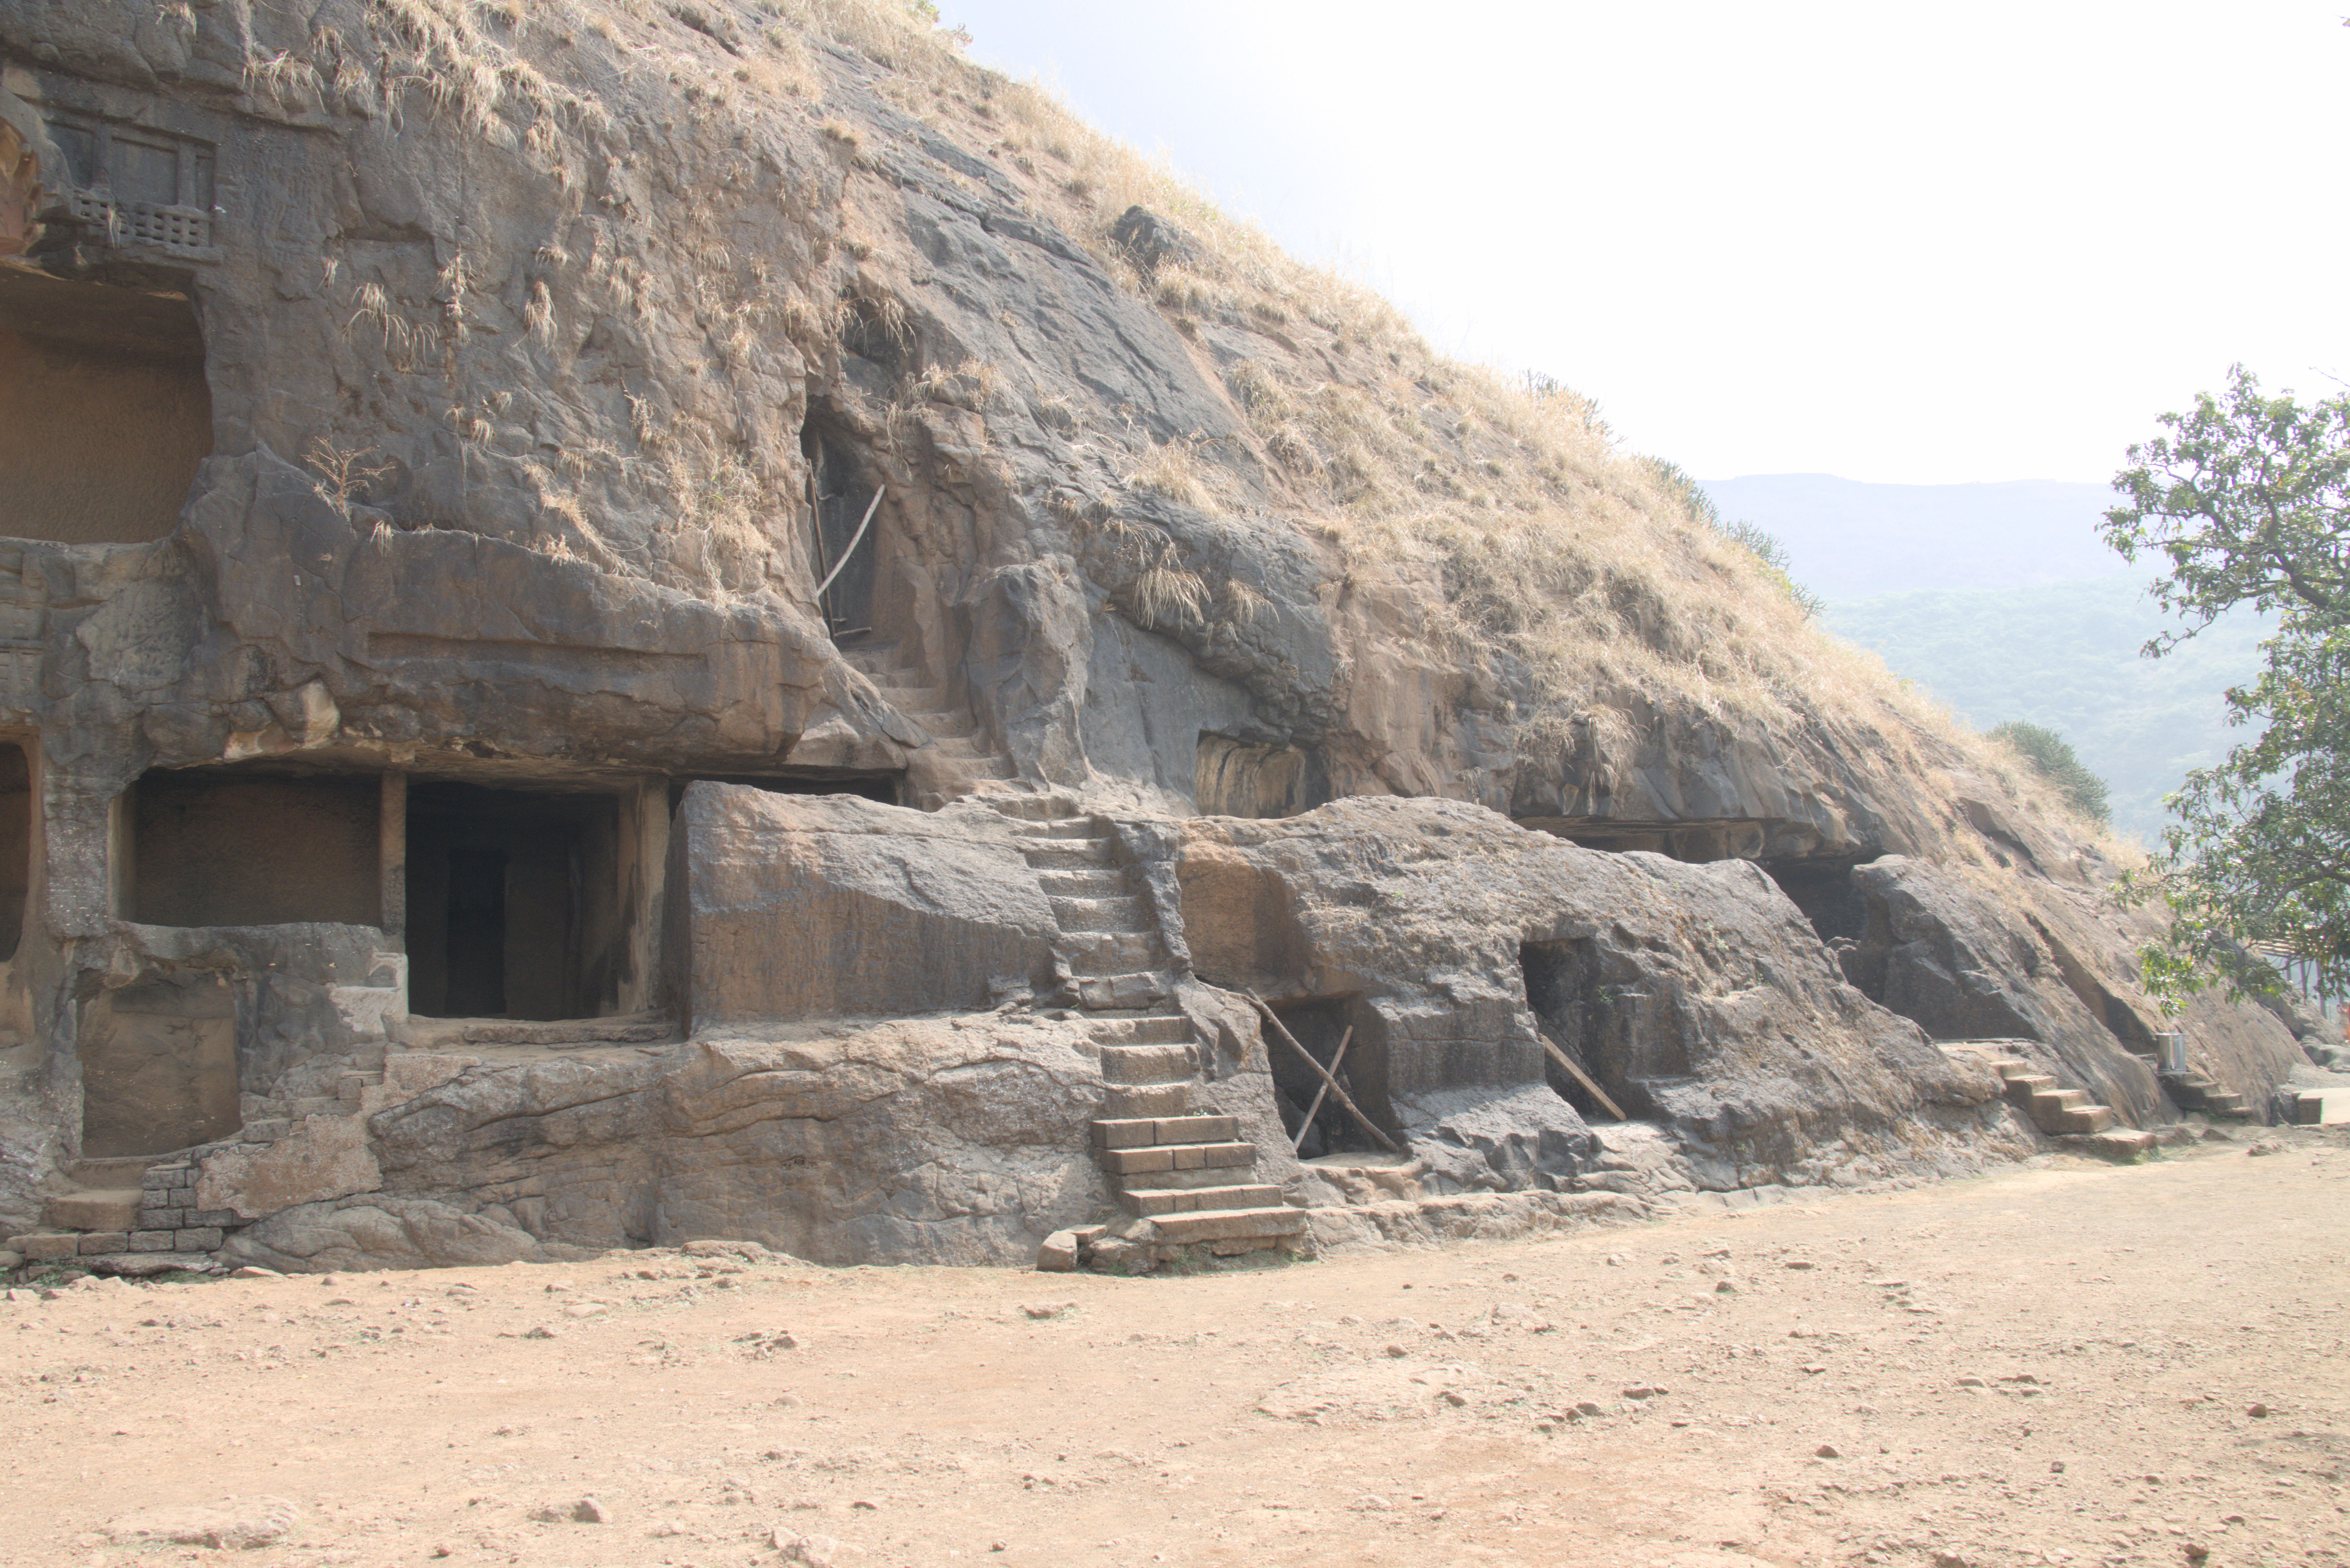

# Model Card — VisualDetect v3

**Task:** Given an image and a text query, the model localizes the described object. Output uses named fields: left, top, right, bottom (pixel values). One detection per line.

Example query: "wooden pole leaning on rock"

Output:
left=1244, top=991, right=1400, bottom=1155
left=1290, top=1024, right=1354, bottom=1152
left=1534, top=1024, right=1628, bottom=1122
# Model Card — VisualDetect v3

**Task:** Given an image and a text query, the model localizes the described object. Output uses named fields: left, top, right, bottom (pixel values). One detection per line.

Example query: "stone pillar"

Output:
left=379, top=771, right=406, bottom=943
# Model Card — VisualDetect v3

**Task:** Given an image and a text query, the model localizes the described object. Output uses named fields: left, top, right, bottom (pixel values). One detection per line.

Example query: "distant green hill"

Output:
left=1824, top=575, right=2272, bottom=848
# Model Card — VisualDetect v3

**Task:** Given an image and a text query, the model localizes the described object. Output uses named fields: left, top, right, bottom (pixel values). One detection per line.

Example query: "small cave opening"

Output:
left=1521, top=938, right=1680, bottom=1122
left=405, top=782, right=628, bottom=1023
left=0, top=740, right=29, bottom=962
left=80, top=973, right=239, bottom=1158
left=1195, top=732, right=1329, bottom=819
left=0, top=264, right=211, bottom=545
left=800, top=412, right=884, bottom=646
left=123, top=768, right=382, bottom=928
left=1760, top=858, right=1867, bottom=944
left=1265, top=994, right=1396, bottom=1159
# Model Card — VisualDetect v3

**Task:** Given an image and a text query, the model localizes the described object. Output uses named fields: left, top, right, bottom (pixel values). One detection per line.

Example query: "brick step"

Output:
left=1077, top=972, right=1169, bottom=1011
left=1039, top=867, right=1127, bottom=898
left=1098, top=1141, right=1255, bottom=1178
left=1121, top=1183, right=1284, bottom=1216
left=1022, top=839, right=1118, bottom=870
left=1103, top=1083, right=1190, bottom=1118
left=1097, top=1042, right=1197, bottom=1083
left=1049, top=895, right=1151, bottom=933
left=44, top=1188, right=140, bottom=1232
left=2047, top=1104, right=2115, bottom=1134
left=1142, top=1206, right=1308, bottom=1244
left=1066, top=932, right=1166, bottom=976
left=1123, top=1163, right=1269, bottom=1192
left=1087, top=1014, right=1194, bottom=1047
left=1094, top=1113, right=1239, bottom=1149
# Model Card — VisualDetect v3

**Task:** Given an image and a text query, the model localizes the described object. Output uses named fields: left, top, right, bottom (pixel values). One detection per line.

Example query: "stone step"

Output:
left=1022, top=838, right=1118, bottom=870
left=1052, top=894, right=1153, bottom=933
left=925, top=731, right=992, bottom=760
left=1120, top=1183, right=1285, bottom=1216
left=1097, top=1042, right=1197, bottom=1083
left=838, top=642, right=900, bottom=674
left=1093, top=1113, right=1240, bottom=1149
left=2200, top=1093, right=2249, bottom=1115
left=68, top=1156, right=156, bottom=1186
left=1066, top=931, right=1165, bottom=976
left=2048, top=1104, right=2115, bottom=1135
left=1142, top=1206, right=1308, bottom=1244
left=2059, top=1128, right=2157, bottom=1162
left=986, top=793, right=1081, bottom=822
left=1102, top=1083, right=1191, bottom=1118
left=1087, top=1014, right=1194, bottom=1047
left=906, top=709, right=976, bottom=742
left=1126, top=1163, right=1270, bottom=1192
left=937, top=754, right=1016, bottom=782
left=1986, top=1058, right=2031, bottom=1078
left=1016, top=818, right=1103, bottom=841
left=2028, top=1088, right=2089, bottom=1113
left=1077, top=972, right=1170, bottom=1011
left=2004, top=1073, right=2058, bottom=1096
left=44, top=1188, right=141, bottom=1232
left=1039, top=868, right=1127, bottom=898
left=6, top=1230, right=88, bottom=1261
left=1099, top=1140, right=1256, bottom=1177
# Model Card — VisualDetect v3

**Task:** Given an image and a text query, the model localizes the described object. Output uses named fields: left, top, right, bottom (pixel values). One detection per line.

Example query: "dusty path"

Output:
left=6, top=1132, right=2345, bottom=1568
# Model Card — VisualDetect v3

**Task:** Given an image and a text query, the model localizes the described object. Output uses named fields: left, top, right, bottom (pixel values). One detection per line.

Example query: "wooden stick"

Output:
left=1246, top=992, right=1400, bottom=1155
left=815, top=485, right=885, bottom=599
left=1291, top=1024, right=1354, bottom=1152
left=1535, top=1024, right=1628, bottom=1122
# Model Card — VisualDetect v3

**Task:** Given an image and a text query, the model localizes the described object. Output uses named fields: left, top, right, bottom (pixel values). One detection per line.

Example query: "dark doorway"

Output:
left=406, top=783, right=625, bottom=1021
left=1265, top=995, right=1393, bottom=1157
left=0, top=741, right=29, bottom=960
left=801, top=419, right=879, bottom=644
left=1521, top=938, right=1682, bottom=1121
left=1761, top=859, right=1866, bottom=943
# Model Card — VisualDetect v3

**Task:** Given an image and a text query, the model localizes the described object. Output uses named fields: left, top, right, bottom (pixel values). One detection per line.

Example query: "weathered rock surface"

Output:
left=1840, top=856, right=2303, bottom=1122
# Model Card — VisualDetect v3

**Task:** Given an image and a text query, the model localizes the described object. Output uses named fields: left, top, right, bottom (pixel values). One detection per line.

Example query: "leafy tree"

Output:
left=2103, top=364, right=2350, bottom=1003
left=1989, top=720, right=2110, bottom=824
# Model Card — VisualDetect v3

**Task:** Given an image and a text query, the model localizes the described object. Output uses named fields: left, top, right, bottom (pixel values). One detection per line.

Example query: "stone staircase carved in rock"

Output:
left=990, top=794, right=1306, bottom=1262
left=1943, top=1040, right=2156, bottom=1161
left=840, top=642, right=1017, bottom=807
left=2157, top=1064, right=2251, bottom=1119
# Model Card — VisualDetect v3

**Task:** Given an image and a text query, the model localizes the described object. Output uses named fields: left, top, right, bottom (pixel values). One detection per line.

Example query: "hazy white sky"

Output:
left=933, top=2, right=2350, bottom=484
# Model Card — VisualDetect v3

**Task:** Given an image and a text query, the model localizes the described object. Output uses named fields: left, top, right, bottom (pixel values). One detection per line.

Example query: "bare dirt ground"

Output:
left=6, top=1130, right=2345, bottom=1568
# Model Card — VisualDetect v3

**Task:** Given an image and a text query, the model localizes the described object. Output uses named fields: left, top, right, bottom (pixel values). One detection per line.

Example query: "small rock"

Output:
left=561, top=1303, right=608, bottom=1319
left=991, top=1541, right=1008, bottom=1553
left=1784, top=1259, right=1816, bottom=1270
left=2184, top=1545, right=2210, bottom=1564
left=1622, top=1385, right=1662, bottom=1400
left=0, top=1249, right=20, bottom=1271
left=650, top=1520, right=686, bottom=1537
left=571, top=1496, right=611, bottom=1524
left=1019, top=1300, right=1073, bottom=1320
left=2247, top=1402, right=2270, bottom=1418
left=1574, top=1401, right=1604, bottom=1417
left=1958, top=1376, right=1988, bottom=1388
left=229, top=1266, right=281, bottom=1280
left=101, top=1497, right=299, bottom=1550
left=1714, top=1280, right=1738, bottom=1294
left=522, top=1324, right=560, bottom=1339
left=1933, top=1552, right=1971, bottom=1568
left=1383, top=1343, right=1408, bottom=1358
left=776, top=1392, right=805, bottom=1408
left=1440, top=1390, right=1467, bottom=1407
left=2247, top=1140, right=2283, bottom=1157
left=1815, top=1444, right=1842, bottom=1459
left=1035, top=1231, right=1079, bottom=1272
left=775, top=1531, right=841, bottom=1566
left=2050, top=1460, right=2066, bottom=1473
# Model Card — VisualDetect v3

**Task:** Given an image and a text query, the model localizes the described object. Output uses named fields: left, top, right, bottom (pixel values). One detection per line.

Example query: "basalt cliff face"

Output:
left=0, top=0, right=2312, bottom=1273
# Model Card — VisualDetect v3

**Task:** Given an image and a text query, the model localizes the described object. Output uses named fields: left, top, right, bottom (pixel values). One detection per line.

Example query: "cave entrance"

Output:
left=801, top=416, right=882, bottom=646
left=406, top=783, right=627, bottom=1022
left=0, top=741, right=29, bottom=962
left=1266, top=995, right=1394, bottom=1157
left=1521, top=938, right=1673, bottom=1122
left=0, top=264, right=211, bottom=545
left=1760, top=859, right=1866, bottom=944
left=1195, top=733, right=1329, bottom=819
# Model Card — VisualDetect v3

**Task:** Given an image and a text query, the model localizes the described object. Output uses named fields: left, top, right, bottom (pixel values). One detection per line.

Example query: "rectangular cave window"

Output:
left=0, top=266, right=211, bottom=545
left=1266, top=995, right=1395, bottom=1158
left=405, top=782, right=627, bottom=1023
left=0, top=741, right=29, bottom=961
left=128, top=770, right=381, bottom=928
left=1521, top=938, right=1681, bottom=1122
